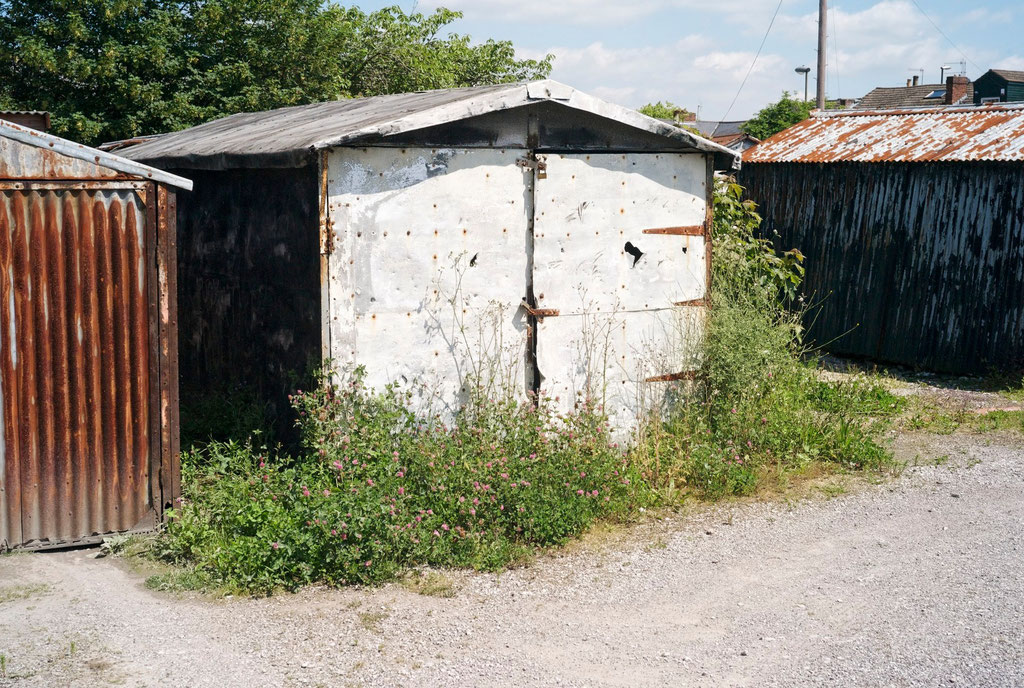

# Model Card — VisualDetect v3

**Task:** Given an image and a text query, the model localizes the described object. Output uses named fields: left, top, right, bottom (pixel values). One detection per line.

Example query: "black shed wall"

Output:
left=170, top=167, right=321, bottom=438
left=740, top=161, right=1024, bottom=373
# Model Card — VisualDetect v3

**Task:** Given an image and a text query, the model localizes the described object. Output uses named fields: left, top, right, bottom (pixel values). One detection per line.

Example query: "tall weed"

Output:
left=630, top=178, right=901, bottom=499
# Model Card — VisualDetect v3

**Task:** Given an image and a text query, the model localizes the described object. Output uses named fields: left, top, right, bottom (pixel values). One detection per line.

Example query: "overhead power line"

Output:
left=908, top=0, right=981, bottom=74
left=720, top=0, right=784, bottom=122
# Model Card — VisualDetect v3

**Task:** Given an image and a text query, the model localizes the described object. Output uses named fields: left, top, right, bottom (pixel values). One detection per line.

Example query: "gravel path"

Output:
left=1, top=431, right=1022, bottom=687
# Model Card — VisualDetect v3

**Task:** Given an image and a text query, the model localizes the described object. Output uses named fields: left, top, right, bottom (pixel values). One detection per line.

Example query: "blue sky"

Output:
left=353, top=0, right=1023, bottom=120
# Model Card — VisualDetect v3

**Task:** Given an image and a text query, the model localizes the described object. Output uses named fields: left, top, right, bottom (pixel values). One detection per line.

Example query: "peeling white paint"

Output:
left=327, top=147, right=529, bottom=417
left=533, top=153, right=707, bottom=432
left=324, top=146, right=711, bottom=433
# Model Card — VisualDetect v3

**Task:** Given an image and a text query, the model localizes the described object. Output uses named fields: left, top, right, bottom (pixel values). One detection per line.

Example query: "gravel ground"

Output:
left=1, top=431, right=1022, bottom=688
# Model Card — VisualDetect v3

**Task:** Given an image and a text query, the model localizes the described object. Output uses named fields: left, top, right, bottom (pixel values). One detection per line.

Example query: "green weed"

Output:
left=153, top=372, right=646, bottom=593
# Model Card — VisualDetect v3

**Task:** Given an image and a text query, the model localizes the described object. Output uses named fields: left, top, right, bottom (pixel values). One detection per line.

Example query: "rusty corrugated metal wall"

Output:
left=0, top=182, right=179, bottom=549
left=740, top=161, right=1024, bottom=372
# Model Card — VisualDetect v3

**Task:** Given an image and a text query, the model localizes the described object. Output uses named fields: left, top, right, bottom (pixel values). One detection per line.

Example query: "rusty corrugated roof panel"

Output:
left=0, top=119, right=192, bottom=189
left=743, top=104, right=1024, bottom=164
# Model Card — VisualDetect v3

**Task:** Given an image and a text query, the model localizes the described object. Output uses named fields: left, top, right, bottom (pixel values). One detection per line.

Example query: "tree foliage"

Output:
left=638, top=101, right=693, bottom=121
left=740, top=92, right=814, bottom=141
left=0, top=1, right=553, bottom=145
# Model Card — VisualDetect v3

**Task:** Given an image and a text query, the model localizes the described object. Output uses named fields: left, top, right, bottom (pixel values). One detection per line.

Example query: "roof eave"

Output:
left=311, top=80, right=741, bottom=170
left=0, top=119, right=193, bottom=190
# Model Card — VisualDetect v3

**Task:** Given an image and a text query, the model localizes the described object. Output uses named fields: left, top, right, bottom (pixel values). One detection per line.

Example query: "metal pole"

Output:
left=816, top=0, right=827, bottom=109
left=804, top=71, right=809, bottom=102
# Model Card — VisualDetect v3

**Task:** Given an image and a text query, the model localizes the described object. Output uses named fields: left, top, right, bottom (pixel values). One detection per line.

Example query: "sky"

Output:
left=353, top=0, right=1023, bottom=121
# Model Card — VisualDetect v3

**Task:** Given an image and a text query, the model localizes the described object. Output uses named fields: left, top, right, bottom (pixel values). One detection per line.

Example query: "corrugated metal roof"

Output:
left=0, top=119, right=192, bottom=189
left=743, top=104, right=1024, bottom=164
left=121, top=80, right=739, bottom=170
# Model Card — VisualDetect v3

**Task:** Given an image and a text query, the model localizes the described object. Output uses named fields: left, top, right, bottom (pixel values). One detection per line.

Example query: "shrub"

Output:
left=157, top=373, right=645, bottom=592
left=630, top=178, right=901, bottom=499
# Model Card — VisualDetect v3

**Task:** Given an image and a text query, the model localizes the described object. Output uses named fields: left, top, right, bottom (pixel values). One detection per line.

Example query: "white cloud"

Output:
left=418, top=0, right=785, bottom=26
left=994, top=57, right=1024, bottom=70
left=531, top=39, right=789, bottom=120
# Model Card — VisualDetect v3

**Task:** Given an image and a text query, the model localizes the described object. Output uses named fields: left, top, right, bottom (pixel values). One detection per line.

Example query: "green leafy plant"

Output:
left=630, top=178, right=899, bottom=500
left=154, top=370, right=645, bottom=593
left=741, top=91, right=816, bottom=140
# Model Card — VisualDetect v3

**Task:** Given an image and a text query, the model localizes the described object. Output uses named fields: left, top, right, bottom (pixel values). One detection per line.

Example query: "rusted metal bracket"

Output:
left=516, top=156, right=548, bottom=178
left=520, top=300, right=559, bottom=319
left=319, top=150, right=335, bottom=255
left=642, top=225, right=705, bottom=236
left=674, top=297, right=707, bottom=307
left=645, top=371, right=697, bottom=383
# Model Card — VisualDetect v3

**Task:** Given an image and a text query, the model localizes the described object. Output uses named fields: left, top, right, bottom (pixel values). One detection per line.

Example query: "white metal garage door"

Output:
left=326, top=147, right=709, bottom=431
left=531, top=153, right=709, bottom=428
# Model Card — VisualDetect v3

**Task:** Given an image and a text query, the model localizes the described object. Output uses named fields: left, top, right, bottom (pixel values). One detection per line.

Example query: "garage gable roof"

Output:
left=120, top=80, right=739, bottom=170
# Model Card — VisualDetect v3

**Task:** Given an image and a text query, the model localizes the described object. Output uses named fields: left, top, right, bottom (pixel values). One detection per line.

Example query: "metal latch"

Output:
left=515, top=155, right=548, bottom=179
left=520, top=300, right=559, bottom=319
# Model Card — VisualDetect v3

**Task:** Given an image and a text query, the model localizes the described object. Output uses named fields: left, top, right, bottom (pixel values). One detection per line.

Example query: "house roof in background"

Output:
left=692, top=120, right=746, bottom=138
left=989, top=69, right=1024, bottom=82
left=854, top=83, right=973, bottom=110
left=0, top=119, right=193, bottom=189
left=120, top=80, right=739, bottom=170
left=743, top=104, right=1024, bottom=164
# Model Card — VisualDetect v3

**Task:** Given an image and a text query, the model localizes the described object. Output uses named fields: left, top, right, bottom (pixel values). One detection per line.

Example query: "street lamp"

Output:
left=940, top=64, right=952, bottom=83
left=795, top=66, right=811, bottom=102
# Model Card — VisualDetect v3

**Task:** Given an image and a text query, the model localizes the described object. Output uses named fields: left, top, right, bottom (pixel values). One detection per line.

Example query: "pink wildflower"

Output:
left=271, top=542, right=280, bottom=550
left=323, top=489, right=331, bottom=497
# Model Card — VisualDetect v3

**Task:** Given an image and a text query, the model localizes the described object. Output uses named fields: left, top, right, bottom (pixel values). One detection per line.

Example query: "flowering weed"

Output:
left=157, top=373, right=645, bottom=593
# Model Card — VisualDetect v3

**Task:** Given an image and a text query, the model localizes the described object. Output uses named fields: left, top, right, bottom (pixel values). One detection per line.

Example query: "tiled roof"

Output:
left=990, top=69, right=1024, bottom=82
left=854, top=83, right=973, bottom=110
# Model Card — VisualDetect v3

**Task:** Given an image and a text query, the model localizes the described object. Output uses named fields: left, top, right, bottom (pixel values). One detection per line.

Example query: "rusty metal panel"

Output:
left=326, top=147, right=529, bottom=415
left=532, top=152, right=708, bottom=431
left=744, top=104, right=1024, bottom=164
left=0, top=122, right=191, bottom=189
left=0, top=187, right=157, bottom=548
left=740, top=161, right=1024, bottom=373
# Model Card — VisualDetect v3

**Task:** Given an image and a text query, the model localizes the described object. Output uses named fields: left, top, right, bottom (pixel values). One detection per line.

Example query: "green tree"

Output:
left=741, top=92, right=814, bottom=140
left=0, top=1, right=552, bottom=146
left=638, top=101, right=694, bottom=121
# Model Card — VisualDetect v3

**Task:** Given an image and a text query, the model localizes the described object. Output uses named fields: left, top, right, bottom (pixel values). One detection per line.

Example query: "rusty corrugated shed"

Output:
left=744, top=104, right=1024, bottom=164
left=0, top=121, right=188, bottom=550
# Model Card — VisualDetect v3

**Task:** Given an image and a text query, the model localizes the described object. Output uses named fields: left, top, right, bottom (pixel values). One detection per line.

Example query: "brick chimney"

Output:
left=679, top=110, right=697, bottom=122
left=944, top=75, right=969, bottom=105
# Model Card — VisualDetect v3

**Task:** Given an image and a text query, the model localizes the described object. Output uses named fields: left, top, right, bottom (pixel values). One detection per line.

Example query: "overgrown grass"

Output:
left=628, top=179, right=902, bottom=501
left=153, top=376, right=646, bottom=593
left=630, top=296, right=902, bottom=501
left=904, top=407, right=1024, bottom=434
left=145, top=177, right=906, bottom=594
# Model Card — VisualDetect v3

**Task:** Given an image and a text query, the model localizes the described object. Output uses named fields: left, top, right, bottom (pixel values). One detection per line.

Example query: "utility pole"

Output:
left=816, top=0, right=827, bottom=109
